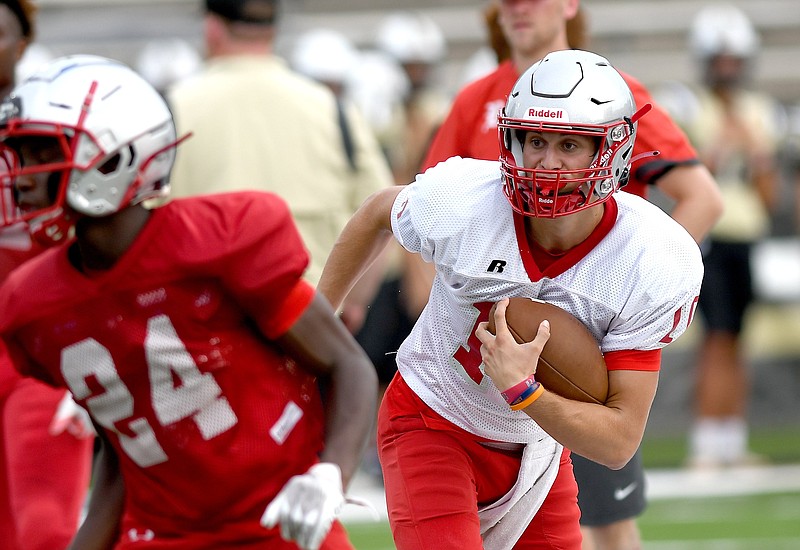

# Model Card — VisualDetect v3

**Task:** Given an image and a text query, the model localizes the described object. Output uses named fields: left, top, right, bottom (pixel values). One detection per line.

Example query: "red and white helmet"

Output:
left=0, top=55, right=182, bottom=245
left=498, top=49, right=649, bottom=218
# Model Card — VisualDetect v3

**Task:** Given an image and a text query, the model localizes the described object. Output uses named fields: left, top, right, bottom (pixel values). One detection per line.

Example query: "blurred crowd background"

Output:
left=25, top=0, right=800, bottom=447
left=27, top=0, right=800, bottom=227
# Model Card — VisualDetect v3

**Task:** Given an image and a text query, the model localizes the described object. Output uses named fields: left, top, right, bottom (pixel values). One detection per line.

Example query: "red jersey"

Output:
left=422, top=59, right=698, bottom=197
left=0, top=223, right=44, bottom=397
left=0, top=192, right=327, bottom=545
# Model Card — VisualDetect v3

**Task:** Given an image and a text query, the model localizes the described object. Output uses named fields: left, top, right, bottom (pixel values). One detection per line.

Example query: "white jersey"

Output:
left=391, top=156, right=703, bottom=444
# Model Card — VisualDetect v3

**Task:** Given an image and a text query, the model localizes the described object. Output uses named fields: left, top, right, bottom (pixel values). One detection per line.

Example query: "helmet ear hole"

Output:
left=97, top=145, right=135, bottom=176
left=98, top=153, right=121, bottom=175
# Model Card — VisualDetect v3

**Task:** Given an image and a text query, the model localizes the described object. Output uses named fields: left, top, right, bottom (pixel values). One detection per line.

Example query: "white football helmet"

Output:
left=689, top=4, right=759, bottom=60
left=375, top=11, right=446, bottom=65
left=0, top=55, right=182, bottom=245
left=291, top=29, right=359, bottom=86
left=498, top=49, right=649, bottom=218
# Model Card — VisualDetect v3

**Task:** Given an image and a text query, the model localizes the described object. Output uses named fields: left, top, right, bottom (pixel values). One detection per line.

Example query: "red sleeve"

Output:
left=622, top=73, right=699, bottom=197
left=259, top=279, right=315, bottom=340
left=604, top=348, right=662, bottom=372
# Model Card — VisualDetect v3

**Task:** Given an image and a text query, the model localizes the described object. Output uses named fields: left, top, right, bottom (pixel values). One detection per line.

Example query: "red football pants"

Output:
left=378, top=374, right=582, bottom=550
left=0, top=378, right=93, bottom=550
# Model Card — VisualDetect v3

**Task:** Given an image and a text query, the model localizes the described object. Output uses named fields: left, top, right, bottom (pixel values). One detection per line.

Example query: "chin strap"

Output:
left=29, top=208, right=74, bottom=247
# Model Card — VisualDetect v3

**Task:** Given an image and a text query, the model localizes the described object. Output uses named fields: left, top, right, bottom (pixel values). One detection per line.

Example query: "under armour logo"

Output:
left=127, top=528, right=155, bottom=542
left=487, top=260, right=506, bottom=273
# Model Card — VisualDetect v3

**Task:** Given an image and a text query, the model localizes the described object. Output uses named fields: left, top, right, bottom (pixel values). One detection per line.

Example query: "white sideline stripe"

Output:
left=341, top=464, right=800, bottom=523
left=646, top=464, right=800, bottom=500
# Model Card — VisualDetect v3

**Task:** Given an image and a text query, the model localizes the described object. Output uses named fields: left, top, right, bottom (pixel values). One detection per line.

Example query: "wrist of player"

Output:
left=500, top=374, right=545, bottom=410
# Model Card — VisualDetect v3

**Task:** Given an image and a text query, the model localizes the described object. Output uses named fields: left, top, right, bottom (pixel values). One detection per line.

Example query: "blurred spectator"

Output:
left=345, top=49, right=409, bottom=165
left=290, top=28, right=362, bottom=172
left=166, top=0, right=393, bottom=307
left=136, top=38, right=202, bottom=96
left=0, top=2, right=94, bottom=549
left=374, top=10, right=450, bottom=184
left=677, top=4, right=784, bottom=469
left=785, top=105, right=800, bottom=232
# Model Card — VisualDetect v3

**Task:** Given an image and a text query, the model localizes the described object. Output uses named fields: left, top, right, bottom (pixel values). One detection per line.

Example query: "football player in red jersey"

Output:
left=0, top=54, right=377, bottom=550
left=421, top=2, right=723, bottom=549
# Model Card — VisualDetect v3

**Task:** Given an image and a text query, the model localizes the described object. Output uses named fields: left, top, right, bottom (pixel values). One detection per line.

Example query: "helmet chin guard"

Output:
left=0, top=55, right=185, bottom=245
left=498, top=50, right=648, bottom=218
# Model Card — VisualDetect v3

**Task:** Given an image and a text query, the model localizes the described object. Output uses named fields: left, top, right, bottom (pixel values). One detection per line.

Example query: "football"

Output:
left=486, top=298, right=608, bottom=404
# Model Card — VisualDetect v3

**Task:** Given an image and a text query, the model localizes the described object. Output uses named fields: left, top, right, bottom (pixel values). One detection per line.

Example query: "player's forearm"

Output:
left=522, top=370, right=658, bottom=469
left=68, top=438, right=124, bottom=550
left=523, top=393, right=645, bottom=469
left=319, top=357, right=378, bottom=488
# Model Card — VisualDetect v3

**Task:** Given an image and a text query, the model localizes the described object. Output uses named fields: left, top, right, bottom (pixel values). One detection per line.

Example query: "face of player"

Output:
left=496, top=0, right=574, bottom=59
left=521, top=130, right=597, bottom=194
left=9, top=136, right=67, bottom=215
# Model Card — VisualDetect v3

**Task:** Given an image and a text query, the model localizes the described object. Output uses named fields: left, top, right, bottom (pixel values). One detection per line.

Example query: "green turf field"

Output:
left=640, top=492, right=800, bottom=549
left=344, top=489, right=800, bottom=549
left=342, top=426, right=800, bottom=549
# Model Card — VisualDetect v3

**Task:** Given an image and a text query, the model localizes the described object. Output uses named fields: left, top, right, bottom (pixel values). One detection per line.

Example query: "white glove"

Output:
left=48, top=391, right=95, bottom=439
left=261, top=462, right=345, bottom=550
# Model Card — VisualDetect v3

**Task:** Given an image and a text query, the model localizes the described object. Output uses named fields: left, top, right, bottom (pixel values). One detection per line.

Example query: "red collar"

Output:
left=513, top=198, right=617, bottom=280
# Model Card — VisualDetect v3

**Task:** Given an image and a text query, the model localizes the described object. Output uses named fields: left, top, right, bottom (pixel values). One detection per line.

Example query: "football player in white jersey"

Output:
left=319, top=49, right=703, bottom=550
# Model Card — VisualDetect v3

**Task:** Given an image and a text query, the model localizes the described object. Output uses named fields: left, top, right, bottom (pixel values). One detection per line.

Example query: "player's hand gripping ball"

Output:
left=486, top=298, right=608, bottom=404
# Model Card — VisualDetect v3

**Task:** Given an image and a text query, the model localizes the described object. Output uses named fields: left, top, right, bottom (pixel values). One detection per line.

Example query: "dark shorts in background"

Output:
left=698, top=239, right=754, bottom=334
left=572, top=449, right=646, bottom=526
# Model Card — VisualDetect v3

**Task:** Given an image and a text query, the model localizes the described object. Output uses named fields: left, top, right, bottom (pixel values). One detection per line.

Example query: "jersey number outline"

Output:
left=453, top=301, right=494, bottom=385
left=659, top=295, right=700, bottom=344
left=60, top=314, right=238, bottom=467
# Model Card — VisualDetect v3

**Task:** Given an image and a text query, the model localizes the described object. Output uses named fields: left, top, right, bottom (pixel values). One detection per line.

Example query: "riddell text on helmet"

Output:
left=527, top=108, right=563, bottom=118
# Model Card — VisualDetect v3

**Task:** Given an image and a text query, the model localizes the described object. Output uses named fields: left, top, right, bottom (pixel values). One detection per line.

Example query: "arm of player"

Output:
left=656, top=163, right=723, bottom=243
left=477, top=299, right=658, bottom=470
left=67, top=433, right=125, bottom=550
left=317, top=185, right=403, bottom=312
left=263, top=292, right=378, bottom=550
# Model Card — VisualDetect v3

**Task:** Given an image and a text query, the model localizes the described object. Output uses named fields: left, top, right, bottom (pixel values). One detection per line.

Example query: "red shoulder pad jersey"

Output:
left=421, top=59, right=698, bottom=197
left=0, top=192, right=323, bottom=544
